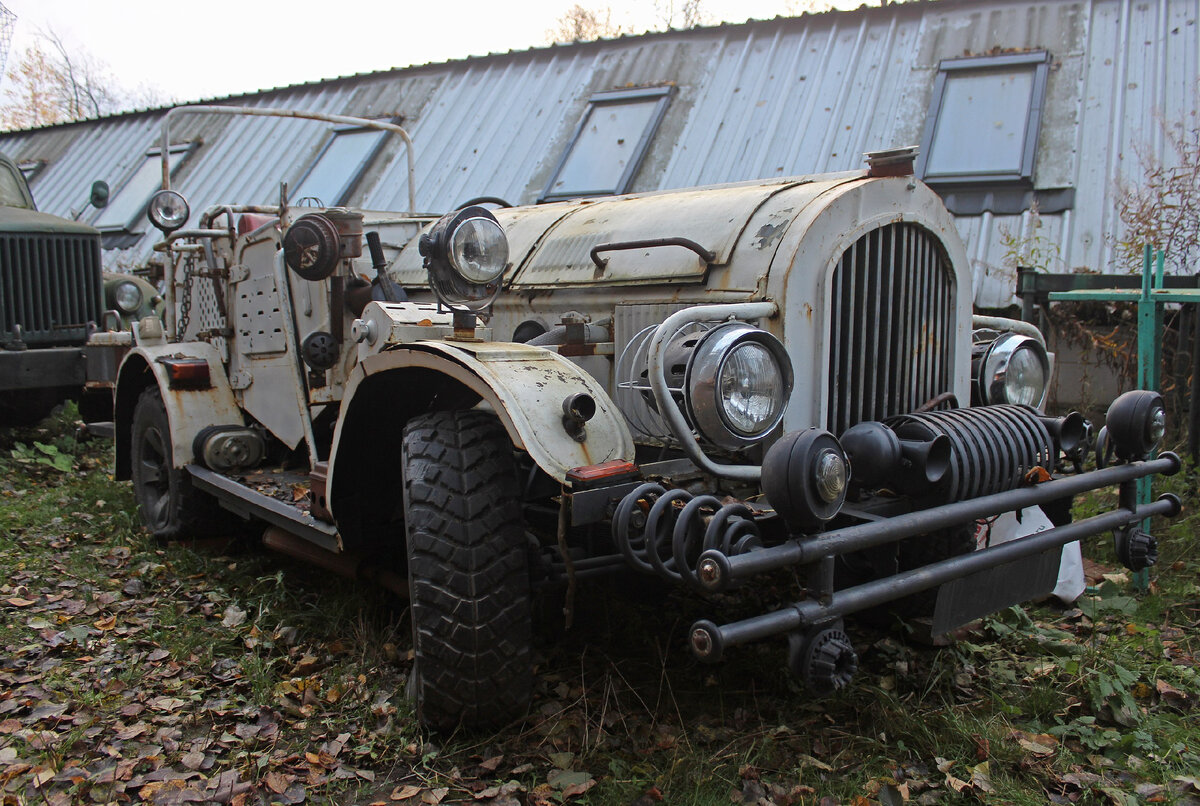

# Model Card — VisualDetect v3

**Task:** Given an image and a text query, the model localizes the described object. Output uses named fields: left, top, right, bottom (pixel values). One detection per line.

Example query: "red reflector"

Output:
left=158, top=357, right=211, bottom=389
left=566, top=460, right=639, bottom=485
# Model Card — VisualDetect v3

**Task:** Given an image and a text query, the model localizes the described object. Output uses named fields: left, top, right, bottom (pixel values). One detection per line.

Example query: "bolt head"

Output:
left=698, top=558, right=720, bottom=585
left=690, top=628, right=713, bottom=656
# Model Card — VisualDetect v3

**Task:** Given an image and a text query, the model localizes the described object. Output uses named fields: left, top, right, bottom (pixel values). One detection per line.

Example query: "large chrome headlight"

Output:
left=974, top=332, right=1049, bottom=408
left=112, top=280, right=143, bottom=313
left=685, top=322, right=793, bottom=450
left=418, top=206, right=509, bottom=311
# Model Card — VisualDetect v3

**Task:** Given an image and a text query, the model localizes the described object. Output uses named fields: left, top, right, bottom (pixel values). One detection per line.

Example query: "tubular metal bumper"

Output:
left=697, top=453, right=1182, bottom=592
left=692, top=490, right=1181, bottom=662
left=687, top=452, right=1183, bottom=662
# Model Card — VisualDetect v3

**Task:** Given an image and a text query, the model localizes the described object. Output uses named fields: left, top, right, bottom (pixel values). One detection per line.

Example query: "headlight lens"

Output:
left=718, top=342, right=786, bottom=436
left=814, top=448, right=848, bottom=503
left=1002, top=344, right=1047, bottom=406
left=980, top=332, right=1049, bottom=408
left=684, top=322, right=793, bottom=450
left=449, top=217, right=508, bottom=283
left=113, top=281, right=143, bottom=313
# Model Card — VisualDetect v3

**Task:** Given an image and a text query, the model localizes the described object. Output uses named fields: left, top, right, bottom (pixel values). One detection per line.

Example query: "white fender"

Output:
left=118, top=342, right=244, bottom=469
left=328, top=341, right=635, bottom=512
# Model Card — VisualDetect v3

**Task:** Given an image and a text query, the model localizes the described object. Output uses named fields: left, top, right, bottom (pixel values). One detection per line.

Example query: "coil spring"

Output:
left=611, top=483, right=762, bottom=591
left=887, top=404, right=1055, bottom=500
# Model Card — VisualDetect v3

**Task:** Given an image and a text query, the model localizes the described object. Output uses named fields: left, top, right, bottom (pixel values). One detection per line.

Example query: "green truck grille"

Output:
left=0, top=233, right=103, bottom=348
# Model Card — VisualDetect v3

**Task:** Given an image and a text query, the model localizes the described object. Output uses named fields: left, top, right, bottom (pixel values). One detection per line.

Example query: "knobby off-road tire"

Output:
left=402, top=410, right=532, bottom=733
left=130, top=387, right=228, bottom=540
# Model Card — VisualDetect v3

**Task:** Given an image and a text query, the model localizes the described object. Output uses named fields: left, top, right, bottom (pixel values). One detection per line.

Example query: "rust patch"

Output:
left=752, top=222, right=787, bottom=250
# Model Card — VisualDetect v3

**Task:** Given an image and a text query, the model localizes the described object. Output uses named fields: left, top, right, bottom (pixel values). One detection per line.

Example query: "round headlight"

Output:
left=448, top=216, right=508, bottom=283
left=113, top=281, right=143, bottom=313
left=717, top=341, right=787, bottom=436
left=419, top=206, right=509, bottom=311
left=685, top=322, right=793, bottom=450
left=979, top=332, right=1049, bottom=408
left=147, top=189, right=190, bottom=233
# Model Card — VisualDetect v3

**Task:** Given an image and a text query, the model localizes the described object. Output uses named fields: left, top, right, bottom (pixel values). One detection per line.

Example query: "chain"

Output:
left=175, top=254, right=195, bottom=341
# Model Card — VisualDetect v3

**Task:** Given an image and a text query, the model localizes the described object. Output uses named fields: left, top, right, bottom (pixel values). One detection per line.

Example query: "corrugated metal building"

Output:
left=0, top=0, right=1195, bottom=310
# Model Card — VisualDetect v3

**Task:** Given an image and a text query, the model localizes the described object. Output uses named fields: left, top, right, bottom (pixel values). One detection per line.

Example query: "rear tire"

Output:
left=130, top=387, right=227, bottom=539
left=402, top=410, right=532, bottom=732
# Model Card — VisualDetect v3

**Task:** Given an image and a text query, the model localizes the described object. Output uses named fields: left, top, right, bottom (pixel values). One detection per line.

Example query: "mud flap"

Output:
left=932, top=548, right=1060, bottom=636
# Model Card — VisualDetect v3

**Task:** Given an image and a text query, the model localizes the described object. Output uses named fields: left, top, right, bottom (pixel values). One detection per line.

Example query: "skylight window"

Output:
left=541, top=86, right=673, bottom=202
left=290, top=126, right=388, bottom=208
left=917, top=51, right=1050, bottom=186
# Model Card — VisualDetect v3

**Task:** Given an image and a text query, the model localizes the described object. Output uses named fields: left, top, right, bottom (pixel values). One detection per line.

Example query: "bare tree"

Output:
left=1113, top=103, right=1200, bottom=275
left=0, top=28, right=167, bottom=131
left=654, top=0, right=710, bottom=30
left=547, top=4, right=621, bottom=44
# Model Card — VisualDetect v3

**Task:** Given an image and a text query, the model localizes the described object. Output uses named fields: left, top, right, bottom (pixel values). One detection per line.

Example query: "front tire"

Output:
left=402, top=410, right=532, bottom=732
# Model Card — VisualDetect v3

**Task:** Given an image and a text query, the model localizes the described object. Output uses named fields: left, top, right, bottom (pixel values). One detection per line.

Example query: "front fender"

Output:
left=327, top=341, right=635, bottom=518
left=113, top=342, right=243, bottom=479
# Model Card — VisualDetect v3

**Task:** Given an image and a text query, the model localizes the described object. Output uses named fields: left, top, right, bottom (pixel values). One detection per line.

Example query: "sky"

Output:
left=0, top=0, right=862, bottom=104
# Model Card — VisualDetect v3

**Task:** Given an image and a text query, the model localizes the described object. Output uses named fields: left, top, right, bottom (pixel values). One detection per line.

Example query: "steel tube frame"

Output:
left=701, top=453, right=1180, bottom=590
left=693, top=493, right=1181, bottom=660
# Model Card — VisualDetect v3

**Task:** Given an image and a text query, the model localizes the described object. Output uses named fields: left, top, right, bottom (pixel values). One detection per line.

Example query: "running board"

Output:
left=186, top=464, right=342, bottom=553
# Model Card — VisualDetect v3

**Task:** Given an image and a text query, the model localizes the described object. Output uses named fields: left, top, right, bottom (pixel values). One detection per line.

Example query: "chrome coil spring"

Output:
left=611, top=483, right=762, bottom=591
left=887, top=404, right=1055, bottom=500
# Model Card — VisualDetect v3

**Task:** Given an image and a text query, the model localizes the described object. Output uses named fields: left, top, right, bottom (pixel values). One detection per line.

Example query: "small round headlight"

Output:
left=147, top=189, right=190, bottom=233
left=113, top=281, right=143, bottom=313
left=977, top=332, right=1049, bottom=408
left=419, top=206, right=509, bottom=311
left=685, top=322, right=793, bottom=450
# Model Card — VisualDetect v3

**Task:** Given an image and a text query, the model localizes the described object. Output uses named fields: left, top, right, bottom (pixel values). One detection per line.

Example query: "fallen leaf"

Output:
left=422, top=787, right=449, bottom=804
left=392, top=784, right=421, bottom=800
left=264, top=771, right=290, bottom=793
left=221, top=605, right=247, bottom=628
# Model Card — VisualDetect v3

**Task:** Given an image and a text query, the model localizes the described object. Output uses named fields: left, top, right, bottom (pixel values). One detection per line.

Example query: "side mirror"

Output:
left=90, top=180, right=110, bottom=210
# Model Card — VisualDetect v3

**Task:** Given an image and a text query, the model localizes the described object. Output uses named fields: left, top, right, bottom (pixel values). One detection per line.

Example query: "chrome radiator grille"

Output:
left=827, top=223, right=955, bottom=435
left=0, top=233, right=102, bottom=347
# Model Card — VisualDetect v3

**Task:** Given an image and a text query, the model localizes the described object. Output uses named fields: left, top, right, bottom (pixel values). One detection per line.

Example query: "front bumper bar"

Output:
left=688, top=453, right=1182, bottom=662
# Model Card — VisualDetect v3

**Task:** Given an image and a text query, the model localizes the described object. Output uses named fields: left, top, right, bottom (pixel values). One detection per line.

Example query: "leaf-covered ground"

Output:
left=1, top=409, right=1199, bottom=805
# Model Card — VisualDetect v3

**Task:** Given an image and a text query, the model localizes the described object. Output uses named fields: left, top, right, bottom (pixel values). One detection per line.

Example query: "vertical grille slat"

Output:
left=827, top=223, right=955, bottom=435
left=0, top=233, right=102, bottom=347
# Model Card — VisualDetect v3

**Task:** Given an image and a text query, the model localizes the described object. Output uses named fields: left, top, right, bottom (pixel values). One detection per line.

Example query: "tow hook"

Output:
left=788, top=623, right=858, bottom=696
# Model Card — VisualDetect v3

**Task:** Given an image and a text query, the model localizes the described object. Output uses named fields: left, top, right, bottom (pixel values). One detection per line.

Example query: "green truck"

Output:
left=0, top=151, right=158, bottom=426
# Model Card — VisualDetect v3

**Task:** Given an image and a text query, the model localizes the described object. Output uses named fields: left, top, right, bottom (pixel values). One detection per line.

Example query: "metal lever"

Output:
left=367, top=230, right=406, bottom=302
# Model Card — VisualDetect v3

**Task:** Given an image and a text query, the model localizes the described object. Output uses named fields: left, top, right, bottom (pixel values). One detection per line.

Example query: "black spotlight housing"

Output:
left=762, top=428, right=848, bottom=533
left=1105, top=389, right=1166, bottom=461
